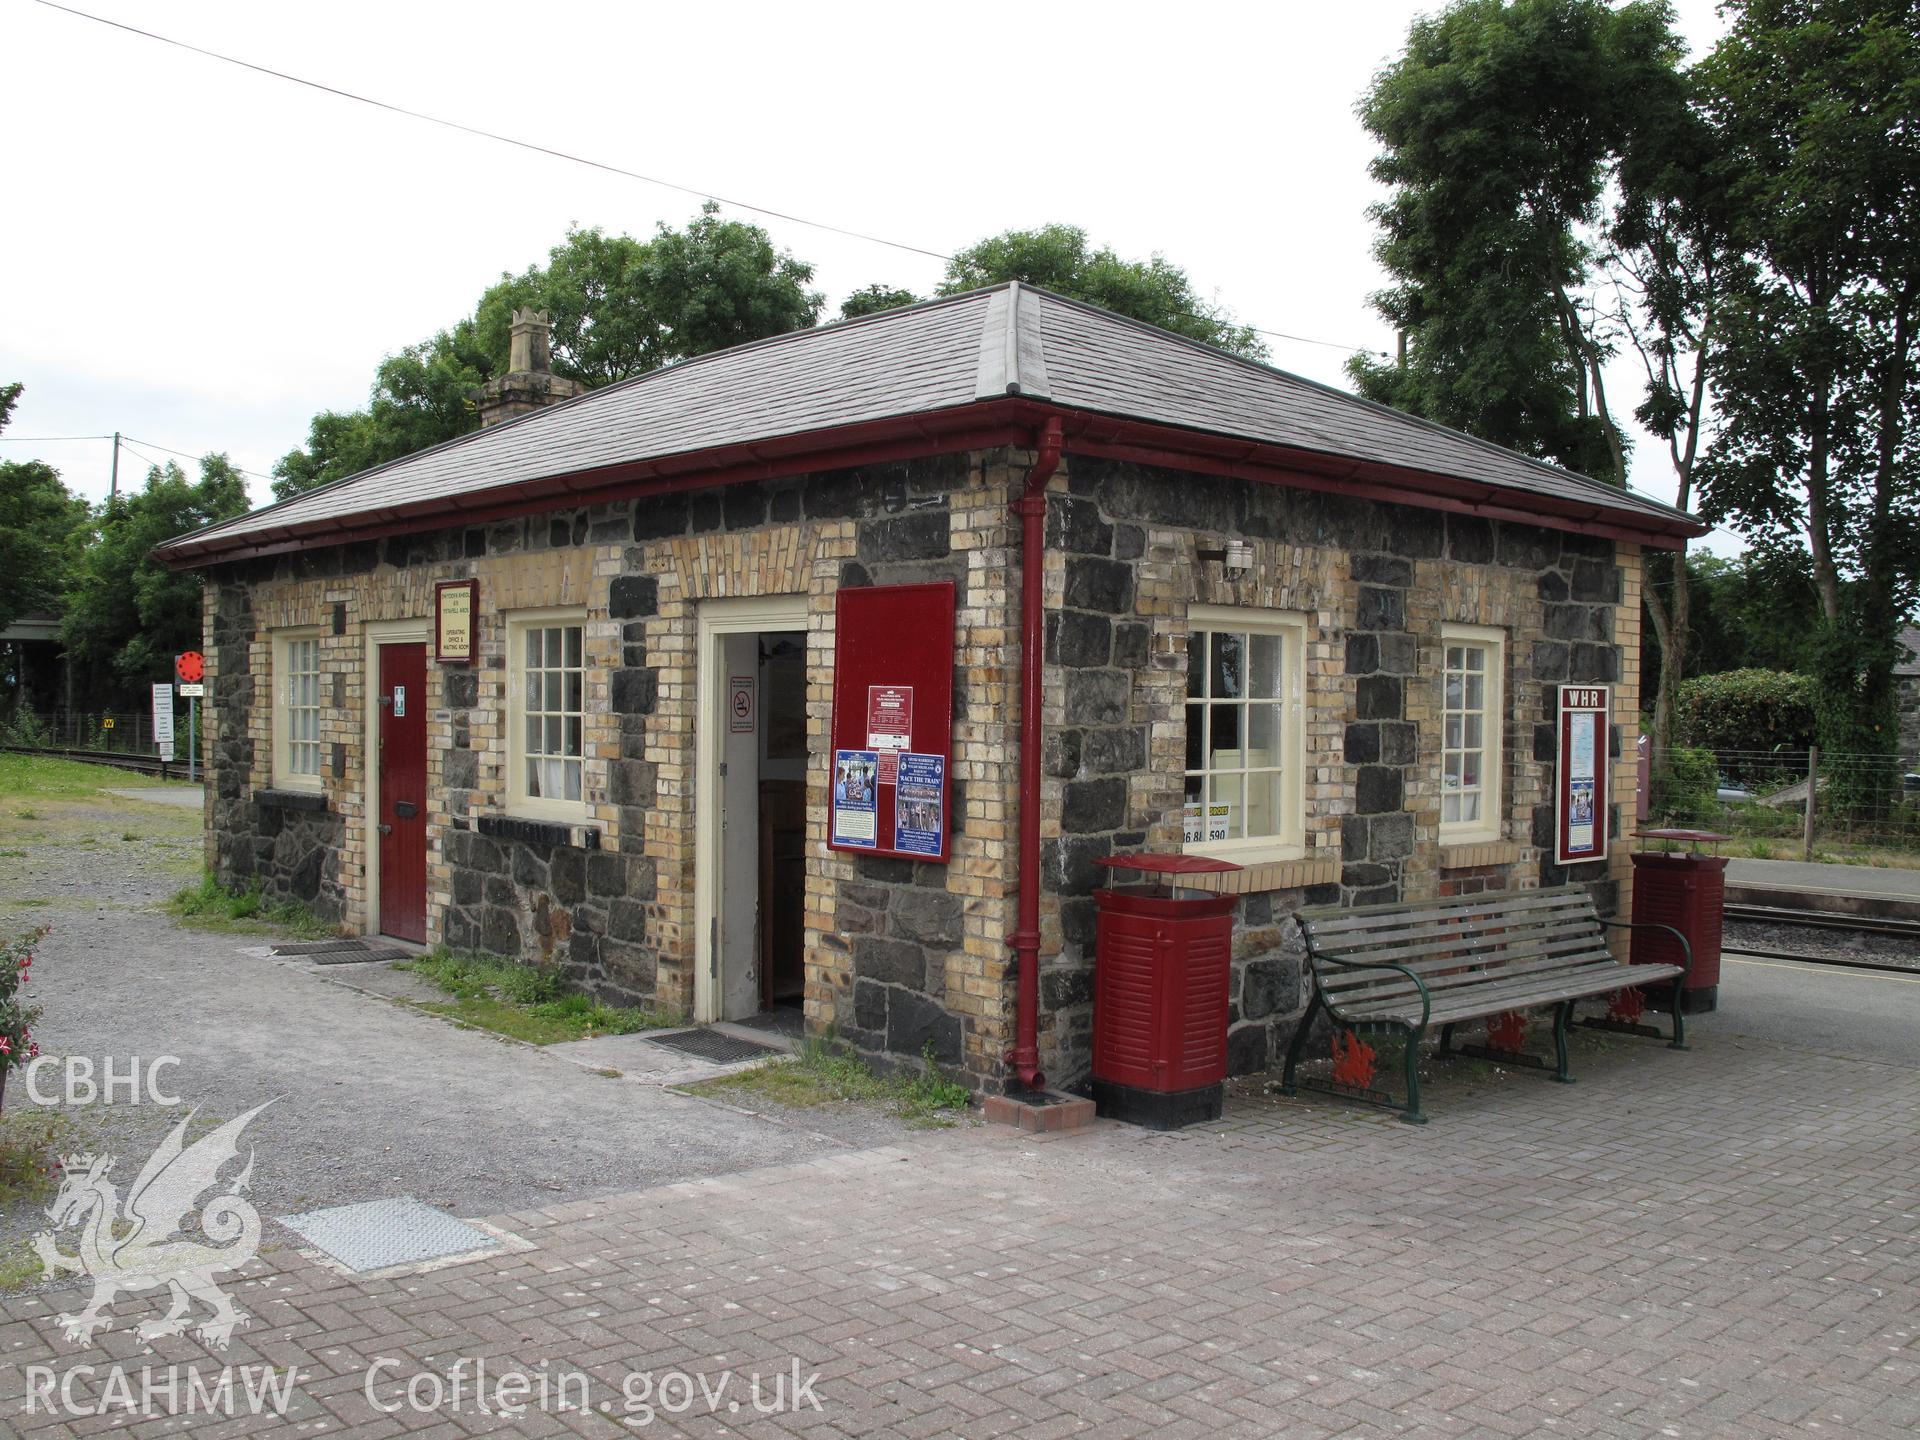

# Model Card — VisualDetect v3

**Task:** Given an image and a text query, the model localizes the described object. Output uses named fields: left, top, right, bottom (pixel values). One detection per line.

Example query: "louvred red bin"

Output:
left=1090, top=854, right=1241, bottom=1130
left=1630, top=829, right=1729, bottom=1014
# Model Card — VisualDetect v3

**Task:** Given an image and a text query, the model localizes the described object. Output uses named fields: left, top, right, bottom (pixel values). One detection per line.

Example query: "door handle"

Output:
left=378, top=823, right=392, bottom=836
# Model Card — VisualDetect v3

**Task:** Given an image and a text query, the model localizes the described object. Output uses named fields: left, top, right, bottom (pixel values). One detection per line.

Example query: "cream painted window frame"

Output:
left=1439, top=623, right=1506, bottom=844
left=1182, top=604, right=1309, bottom=864
left=271, top=628, right=324, bottom=792
left=506, top=606, right=590, bottom=824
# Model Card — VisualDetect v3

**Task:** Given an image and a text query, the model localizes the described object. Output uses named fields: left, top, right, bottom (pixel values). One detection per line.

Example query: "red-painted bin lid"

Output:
left=1095, top=853, right=1244, bottom=876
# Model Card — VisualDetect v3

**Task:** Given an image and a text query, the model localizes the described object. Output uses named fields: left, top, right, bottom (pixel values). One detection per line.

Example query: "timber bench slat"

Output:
left=1282, top=885, right=1693, bottom=1123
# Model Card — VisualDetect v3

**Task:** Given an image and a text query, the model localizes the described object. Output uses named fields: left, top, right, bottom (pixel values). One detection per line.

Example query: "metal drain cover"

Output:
left=272, top=939, right=414, bottom=964
left=646, top=1029, right=780, bottom=1064
left=278, top=1197, right=497, bottom=1273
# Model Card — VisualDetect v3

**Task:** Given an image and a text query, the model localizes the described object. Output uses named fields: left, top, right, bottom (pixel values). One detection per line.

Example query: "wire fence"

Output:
left=1642, top=745, right=1920, bottom=856
left=0, top=708, right=193, bottom=756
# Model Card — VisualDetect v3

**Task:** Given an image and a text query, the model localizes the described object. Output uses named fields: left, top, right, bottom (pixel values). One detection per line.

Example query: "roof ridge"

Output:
left=971, top=283, right=1051, bottom=402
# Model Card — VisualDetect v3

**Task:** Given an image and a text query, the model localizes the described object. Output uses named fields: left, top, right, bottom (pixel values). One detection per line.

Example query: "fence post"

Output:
left=1802, top=745, right=1819, bottom=861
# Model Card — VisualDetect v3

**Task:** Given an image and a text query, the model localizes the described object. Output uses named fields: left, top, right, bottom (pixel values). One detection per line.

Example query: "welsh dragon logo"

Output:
left=33, top=1102, right=271, bottom=1348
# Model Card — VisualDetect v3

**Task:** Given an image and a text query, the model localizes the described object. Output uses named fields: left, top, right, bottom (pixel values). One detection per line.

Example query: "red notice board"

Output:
left=829, top=582, right=956, bottom=863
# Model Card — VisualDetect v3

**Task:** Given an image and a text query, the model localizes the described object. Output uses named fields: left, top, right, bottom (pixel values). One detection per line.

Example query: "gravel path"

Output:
left=0, top=781, right=925, bottom=1269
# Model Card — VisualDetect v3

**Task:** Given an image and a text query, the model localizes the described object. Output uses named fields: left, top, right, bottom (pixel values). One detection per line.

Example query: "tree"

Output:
left=1643, top=549, right=1823, bottom=695
left=63, top=456, right=249, bottom=707
left=1349, top=0, right=1687, bottom=483
left=0, top=383, right=90, bottom=636
left=839, top=284, right=919, bottom=322
left=274, top=207, right=823, bottom=498
left=1694, top=0, right=1920, bottom=787
left=1609, top=37, right=1745, bottom=764
left=934, top=224, right=1267, bottom=359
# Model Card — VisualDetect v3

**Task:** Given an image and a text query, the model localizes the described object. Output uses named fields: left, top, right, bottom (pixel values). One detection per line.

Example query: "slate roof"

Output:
left=1897, top=626, right=1920, bottom=678
left=161, top=282, right=1702, bottom=561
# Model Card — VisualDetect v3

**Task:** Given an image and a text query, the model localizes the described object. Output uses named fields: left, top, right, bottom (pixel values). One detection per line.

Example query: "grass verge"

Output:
left=169, top=873, right=338, bottom=939
left=0, top=753, right=169, bottom=803
left=397, top=948, right=677, bottom=1044
left=689, top=1036, right=973, bottom=1127
left=0, top=1106, right=73, bottom=1291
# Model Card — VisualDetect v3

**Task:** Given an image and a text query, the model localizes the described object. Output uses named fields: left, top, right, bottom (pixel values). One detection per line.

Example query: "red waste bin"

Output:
left=1630, top=830, right=1729, bottom=1013
left=1090, top=854, right=1241, bottom=1129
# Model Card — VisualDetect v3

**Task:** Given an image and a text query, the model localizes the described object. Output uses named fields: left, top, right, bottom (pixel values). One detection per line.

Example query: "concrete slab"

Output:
left=1725, top=856, right=1920, bottom=899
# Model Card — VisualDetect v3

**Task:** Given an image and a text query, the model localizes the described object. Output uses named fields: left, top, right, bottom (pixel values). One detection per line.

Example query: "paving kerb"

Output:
left=4, top=1018, right=1916, bottom=1438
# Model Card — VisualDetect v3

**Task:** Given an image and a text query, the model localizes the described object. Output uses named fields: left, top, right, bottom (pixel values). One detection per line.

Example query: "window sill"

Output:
left=1175, top=856, right=1341, bottom=895
left=1440, top=839, right=1520, bottom=869
left=478, top=813, right=602, bottom=851
left=254, top=787, right=328, bottom=813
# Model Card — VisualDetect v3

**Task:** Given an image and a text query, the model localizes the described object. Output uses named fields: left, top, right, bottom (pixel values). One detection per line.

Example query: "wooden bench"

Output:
left=1281, top=886, right=1690, bottom=1124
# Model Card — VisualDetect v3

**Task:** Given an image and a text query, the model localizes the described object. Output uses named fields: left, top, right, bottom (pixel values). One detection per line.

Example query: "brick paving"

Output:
left=2, top=1024, right=1916, bottom=1438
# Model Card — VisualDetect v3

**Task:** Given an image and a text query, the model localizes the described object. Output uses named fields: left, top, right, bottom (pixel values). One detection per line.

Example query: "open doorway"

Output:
left=695, top=598, right=809, bottom=1027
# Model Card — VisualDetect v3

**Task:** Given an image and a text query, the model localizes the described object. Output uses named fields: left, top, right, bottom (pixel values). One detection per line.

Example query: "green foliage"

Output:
left=1654, top=745, right=1721, bottom=823
left=398, top=947, right=676, bottom=1043
left=1351, top=0, right=1686, bottom=483
left=696, top=1032, right=973, bottom=1125
left=275, top=208, right=822, bottom=498
left=0, top=925, right=45, bottom=1074
left=61, top=457, right=248, bottom=708
left=936, top=224, right=1266, bottom=359
left=1674, top=668, right=1818, bottom=753
left=168, top=873, right=335, bottom=939
left=0, top=711, right=52, bottom=750
left=0, top=384, right=90, bottom=637
left=839, top=284, right=920, bottom=321
left=1651, top=551, right=1823, bottom=687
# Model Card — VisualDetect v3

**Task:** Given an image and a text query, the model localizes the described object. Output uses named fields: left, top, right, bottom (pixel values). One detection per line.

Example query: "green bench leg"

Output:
left=1399, top=1024, right=1428, bottom=1125
left=1667, top=973, right=1689, bottom=1050
left=1280, top=990, right=1322, bottom=1096
left=1552, top=1000, right=1575, bottom=1083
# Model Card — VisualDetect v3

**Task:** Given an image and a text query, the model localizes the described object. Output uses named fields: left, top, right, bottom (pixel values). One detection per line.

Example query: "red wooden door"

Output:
left=377, top=643, right=428, bottom=943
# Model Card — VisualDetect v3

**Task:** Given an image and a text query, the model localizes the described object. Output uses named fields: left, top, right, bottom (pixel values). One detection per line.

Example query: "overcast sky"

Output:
left=0, top=0, right=1737, bottom=547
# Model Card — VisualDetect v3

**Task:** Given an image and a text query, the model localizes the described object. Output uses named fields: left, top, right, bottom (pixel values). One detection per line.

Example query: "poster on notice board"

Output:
left=893, top=753, right=945, bottom=856
left=832, top=749, right=879, bottom=848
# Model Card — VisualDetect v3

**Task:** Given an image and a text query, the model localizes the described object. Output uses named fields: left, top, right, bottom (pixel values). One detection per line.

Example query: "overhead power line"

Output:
left=33, top=0, right=1389, bottom=360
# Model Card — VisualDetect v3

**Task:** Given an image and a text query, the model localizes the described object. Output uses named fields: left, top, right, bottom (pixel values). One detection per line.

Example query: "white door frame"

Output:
left=362, top=618, right=430, bottom=938
left=694, top=595, right=808, bottom=1023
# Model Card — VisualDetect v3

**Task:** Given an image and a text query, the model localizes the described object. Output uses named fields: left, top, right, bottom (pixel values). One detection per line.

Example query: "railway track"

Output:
left=0, top=744, right=181, bottom=777
left=1723, top=901, right=1920, bottom=975
left=1722, top=902, right=1920, bottom=941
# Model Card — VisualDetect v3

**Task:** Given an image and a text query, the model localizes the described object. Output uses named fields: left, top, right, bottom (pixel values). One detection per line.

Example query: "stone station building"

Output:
left=158, top=284, right=1705, bottom=1092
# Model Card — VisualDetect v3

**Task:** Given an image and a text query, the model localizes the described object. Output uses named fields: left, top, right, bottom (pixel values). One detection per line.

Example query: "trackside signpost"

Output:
left=174, top=651, right=204, bottom=781
left=150, top=683, right=175, bottom=772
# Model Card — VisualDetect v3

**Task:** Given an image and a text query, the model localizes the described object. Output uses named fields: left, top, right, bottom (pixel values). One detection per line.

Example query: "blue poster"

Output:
left=832, top=749, right=879, bottom=848
left=893, top=752, right=945, bottom=856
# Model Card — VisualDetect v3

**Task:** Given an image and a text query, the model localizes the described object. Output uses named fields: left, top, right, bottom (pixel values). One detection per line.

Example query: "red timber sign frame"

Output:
left=1555, top=684, right=1612, bottom=866
left=828, top=581, right=956, bottom=864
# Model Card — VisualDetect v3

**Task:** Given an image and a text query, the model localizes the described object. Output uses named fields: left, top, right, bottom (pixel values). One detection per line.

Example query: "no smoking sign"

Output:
left=728, top=674, right=756, bottom=734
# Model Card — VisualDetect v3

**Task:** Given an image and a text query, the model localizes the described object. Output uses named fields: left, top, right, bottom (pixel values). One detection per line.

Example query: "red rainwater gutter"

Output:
left=1006, top=416, right=1063, bottom=1092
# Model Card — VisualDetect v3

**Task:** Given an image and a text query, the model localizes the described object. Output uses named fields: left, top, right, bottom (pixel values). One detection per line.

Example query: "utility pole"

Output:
left=109, top=431, right=120, bottom=500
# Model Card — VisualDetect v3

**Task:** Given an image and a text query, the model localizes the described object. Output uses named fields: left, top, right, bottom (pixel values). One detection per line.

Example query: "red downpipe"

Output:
left=1007, top=417, right=1063, bottom=1091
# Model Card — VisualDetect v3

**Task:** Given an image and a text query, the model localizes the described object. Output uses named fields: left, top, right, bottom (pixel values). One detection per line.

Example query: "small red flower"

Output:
left=0, top=1038, right=11, bottom=1057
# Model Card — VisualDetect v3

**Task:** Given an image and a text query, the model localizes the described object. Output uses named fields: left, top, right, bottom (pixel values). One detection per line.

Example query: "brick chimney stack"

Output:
left=475, top=308, right=584, bottom=427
